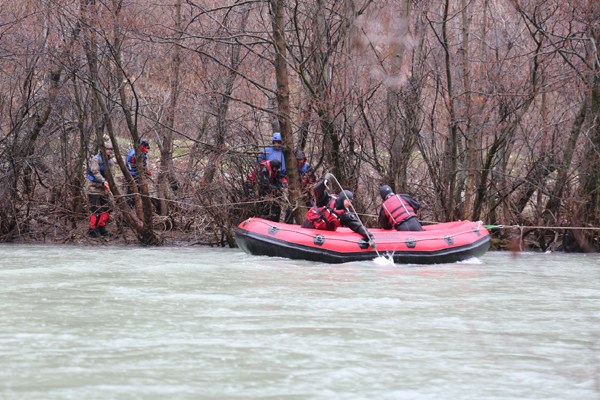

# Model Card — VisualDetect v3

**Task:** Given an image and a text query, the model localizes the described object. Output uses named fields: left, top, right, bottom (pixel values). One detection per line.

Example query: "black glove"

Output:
left=368, top=233, right=377, bottom=250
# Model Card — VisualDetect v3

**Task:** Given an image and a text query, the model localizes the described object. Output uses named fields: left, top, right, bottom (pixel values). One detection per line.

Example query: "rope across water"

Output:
left=116, top=193, right=600, bottom=233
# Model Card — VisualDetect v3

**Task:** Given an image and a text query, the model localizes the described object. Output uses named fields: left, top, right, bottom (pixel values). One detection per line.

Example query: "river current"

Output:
left=0, top=244, right=598, bottom=399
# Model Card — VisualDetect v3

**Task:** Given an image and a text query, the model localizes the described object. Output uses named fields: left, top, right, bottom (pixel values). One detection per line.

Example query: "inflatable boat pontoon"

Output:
left=235, top=218, right=490, bottom=264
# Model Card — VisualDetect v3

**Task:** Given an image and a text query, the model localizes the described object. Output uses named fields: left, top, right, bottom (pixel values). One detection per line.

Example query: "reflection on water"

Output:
left=0, top=244, right=599, bottom=399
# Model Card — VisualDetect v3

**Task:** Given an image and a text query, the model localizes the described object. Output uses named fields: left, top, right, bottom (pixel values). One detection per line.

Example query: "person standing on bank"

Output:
left=295, top=150, right=313, bottom=185
left=246, top=159, right=284, bottom=222
left=125, top=138, right=152, bottom=208
left=86, top=142, right=115, bottom=237
left=378, top=185, right=424, bottom=231
left=301, top=173, right=377, bottom=249
left=258, top=132, right=285, bottom=174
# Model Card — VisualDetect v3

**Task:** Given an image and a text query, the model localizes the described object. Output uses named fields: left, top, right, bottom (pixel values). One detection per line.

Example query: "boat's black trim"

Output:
left=235, top=227, right=490, bottom=265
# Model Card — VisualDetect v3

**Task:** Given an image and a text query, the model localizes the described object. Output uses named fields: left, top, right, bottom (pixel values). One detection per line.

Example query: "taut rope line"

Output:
left=113, top=193, right=600, bottom=232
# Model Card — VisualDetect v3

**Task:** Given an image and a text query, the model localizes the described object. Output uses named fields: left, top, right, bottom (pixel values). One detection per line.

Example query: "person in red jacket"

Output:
left=378, top=185, right=424, bottom=231
left=301, top=173, right=376, bottom=249
left=246, top=159, right=284, bottom=222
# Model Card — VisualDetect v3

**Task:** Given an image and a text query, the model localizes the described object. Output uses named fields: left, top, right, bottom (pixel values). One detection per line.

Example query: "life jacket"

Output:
left=382, top=194, right=417, bottom=226
left=126, top=149, right=146, bottom=177
left=264, top=160, right=278, bottom=180
left=306, top=195, right=347, bottom=231
left=248, top=160, right=279, bottom=185
left=87, top=154, right=111, bottom=183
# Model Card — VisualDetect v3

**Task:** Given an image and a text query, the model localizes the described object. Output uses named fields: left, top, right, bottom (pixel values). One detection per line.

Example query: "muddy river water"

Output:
left=0, top=244, right=598, bottom=399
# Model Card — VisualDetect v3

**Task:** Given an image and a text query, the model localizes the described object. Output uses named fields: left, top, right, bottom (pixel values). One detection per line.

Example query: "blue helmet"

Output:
left=272, top=132, right=282, bottom=143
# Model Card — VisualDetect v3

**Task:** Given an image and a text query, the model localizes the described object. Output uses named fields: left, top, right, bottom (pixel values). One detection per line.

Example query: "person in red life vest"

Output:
left=378, top=185, right=424, bottom=231
left=85, top=142, right=115, bottom=237
left=125, top=138, right=152, bottom=208
left=301, top=173, right=377, bottom=249
left=246, top=159, right=284, bottom=222
left=284, top=150, right=315, bottom=224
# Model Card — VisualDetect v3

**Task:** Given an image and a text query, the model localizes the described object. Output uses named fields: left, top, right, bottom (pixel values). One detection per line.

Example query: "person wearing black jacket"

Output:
left=302, top=173, right=376, bottom=249
left=378, top=185, right=424, bottom=231
left=246, top=159, right=284, bottom=222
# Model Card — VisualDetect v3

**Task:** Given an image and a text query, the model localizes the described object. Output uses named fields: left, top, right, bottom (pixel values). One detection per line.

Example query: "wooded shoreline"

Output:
left=1, top=0, right=599, bottom=252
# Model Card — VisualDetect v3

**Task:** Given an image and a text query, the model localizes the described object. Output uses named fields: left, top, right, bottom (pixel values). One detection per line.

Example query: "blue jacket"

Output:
left=259, top=147, right=285, bottom=172
left=126, top=149, right=147, bottom=178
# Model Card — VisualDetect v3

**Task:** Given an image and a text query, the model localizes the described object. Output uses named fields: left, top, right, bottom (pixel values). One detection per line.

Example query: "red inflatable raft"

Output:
left=236, top=218, right=490, bottom=264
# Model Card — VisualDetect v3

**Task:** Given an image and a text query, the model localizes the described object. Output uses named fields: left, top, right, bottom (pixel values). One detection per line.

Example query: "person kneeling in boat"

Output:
left=301, top=173, right=377, bottom=249
left=378, top=185, right=424, bottom=232
left=246, top=159, right=284, bottom=222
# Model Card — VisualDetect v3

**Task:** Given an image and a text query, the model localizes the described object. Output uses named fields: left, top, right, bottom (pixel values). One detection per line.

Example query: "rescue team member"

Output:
left=258, top=132, right=285, bottom=173
left=126, top=138, right=151, bottom=178
left=284, top=150, right=314, bottom=224
left=246, top=159, right=284, bottom=222
left=86, top=142, right=115, bottom=237
left=378, top=185, right=424, bottom=231
left=295, top=150, right=313, bottom=185
left=125, top=138, right=152, bottom=208
left=301, top=173, right=377, bottom=249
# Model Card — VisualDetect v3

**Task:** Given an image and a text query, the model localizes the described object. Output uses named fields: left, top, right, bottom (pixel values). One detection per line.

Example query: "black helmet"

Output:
left=335, top=190, right=354, bottom=209
left=270, top=159, right=282, bottom=170
left=380, top=185, right=394, bottom=200
left=339, top=190, right=353, bottom=201
left=295, top=150, right=306, bottom=160
left=140, top=138, right=149, bottom=148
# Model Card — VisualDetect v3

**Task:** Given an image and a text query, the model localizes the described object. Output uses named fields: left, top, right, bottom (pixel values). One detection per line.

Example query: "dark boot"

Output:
left=96, top=225, right=108, bottom=236
left=89, top=228, right=99, bottom=238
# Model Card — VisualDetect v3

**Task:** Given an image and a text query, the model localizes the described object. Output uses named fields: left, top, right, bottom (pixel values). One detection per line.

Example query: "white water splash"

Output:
left=457, top=257, right=483, bottom=265
left=373, top=254, right=395, bottom=266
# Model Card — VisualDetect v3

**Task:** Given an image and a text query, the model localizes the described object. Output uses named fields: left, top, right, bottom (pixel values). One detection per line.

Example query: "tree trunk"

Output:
left=441, top=0, right=458, bottom=221
left=202, top=9, right=248, bottom=184
left=579, top=23, right=600, bottom=229
left=270, top=0, right=302, bottom=223
left=544, top=101, right=586, bottom=223
left=386, top=0, right=412, bottom=193
left=157, top=0, right=183, bottom=216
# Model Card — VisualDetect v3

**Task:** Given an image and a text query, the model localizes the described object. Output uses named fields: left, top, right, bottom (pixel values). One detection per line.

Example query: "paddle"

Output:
left=324, top=173, right=382, bottom=259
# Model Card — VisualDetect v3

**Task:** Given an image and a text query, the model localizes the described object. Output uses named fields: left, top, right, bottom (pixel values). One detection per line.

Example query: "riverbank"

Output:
left=6, top=215, right=594, bottom=254
left=3, top=218, right=218, bottom=247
